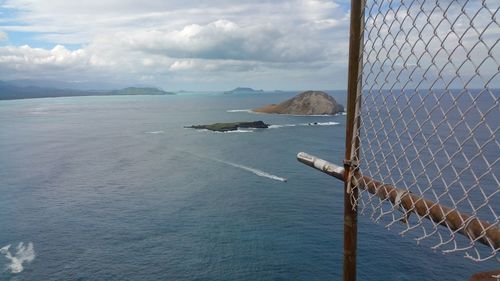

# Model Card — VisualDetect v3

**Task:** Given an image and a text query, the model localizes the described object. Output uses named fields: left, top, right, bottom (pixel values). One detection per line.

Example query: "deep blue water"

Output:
left=0, top=92, right=497, bottom=280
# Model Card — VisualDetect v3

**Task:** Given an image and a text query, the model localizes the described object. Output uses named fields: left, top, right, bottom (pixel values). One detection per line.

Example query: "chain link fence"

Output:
left=348, top=0, right=499, bottom=261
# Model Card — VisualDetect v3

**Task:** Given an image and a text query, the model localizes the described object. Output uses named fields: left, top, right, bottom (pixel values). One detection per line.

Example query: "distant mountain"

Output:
left=110, top=87, right=174, bottom=96
left=253, top=90, right=344, bottom=115
left=3, top=79, right=125, bottom=91
left=0, top=81, right=175, bottom=100
left=224, top=87, right=264, bottom=94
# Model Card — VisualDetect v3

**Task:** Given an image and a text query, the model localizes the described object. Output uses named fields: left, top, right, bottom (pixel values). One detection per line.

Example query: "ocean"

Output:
left=0, top=91, right=497, bottom=280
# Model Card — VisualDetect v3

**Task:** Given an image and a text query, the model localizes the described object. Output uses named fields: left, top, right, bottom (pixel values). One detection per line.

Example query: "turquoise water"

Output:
left=0, top=92, right=497, bottom=280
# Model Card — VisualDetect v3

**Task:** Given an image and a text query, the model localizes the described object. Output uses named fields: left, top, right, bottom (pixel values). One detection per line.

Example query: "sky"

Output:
left=0, top=1, right=497, bottom=91
left=0, top=0, right=353, bottom=91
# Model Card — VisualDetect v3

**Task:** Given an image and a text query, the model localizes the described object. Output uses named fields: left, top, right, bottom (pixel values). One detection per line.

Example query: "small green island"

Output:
left=185, top=121, right=269, bottom=132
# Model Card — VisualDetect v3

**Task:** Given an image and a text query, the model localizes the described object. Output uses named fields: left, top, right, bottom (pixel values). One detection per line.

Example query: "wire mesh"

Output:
left=349, top=0, right=499, bottom=261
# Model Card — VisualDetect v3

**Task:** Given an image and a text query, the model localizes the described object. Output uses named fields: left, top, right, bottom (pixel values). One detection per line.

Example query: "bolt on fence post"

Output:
left=344, top=0, right=365, bottom=281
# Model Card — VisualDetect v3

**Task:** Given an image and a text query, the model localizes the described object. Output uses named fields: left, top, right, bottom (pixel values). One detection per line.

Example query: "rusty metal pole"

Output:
left=297, top=152, right=500, bottom=250
left=344, top=1, right=364, bottom=281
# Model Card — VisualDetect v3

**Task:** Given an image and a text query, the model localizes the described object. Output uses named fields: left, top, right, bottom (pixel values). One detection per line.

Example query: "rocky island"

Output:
left=186, top=121, right=269, bottom=132
left=253, top=90, right=344, bottom=115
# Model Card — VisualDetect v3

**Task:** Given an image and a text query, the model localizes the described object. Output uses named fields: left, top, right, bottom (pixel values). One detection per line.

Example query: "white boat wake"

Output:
left=217, top=160, right=287, bottom=182
left=180, top=151, right=287, bottom=182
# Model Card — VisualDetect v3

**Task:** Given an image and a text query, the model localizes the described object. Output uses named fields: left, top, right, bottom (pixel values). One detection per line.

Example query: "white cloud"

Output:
left=107, top=20, right=328, bottom=63
left=299, top=0, right=340, bottom=22
left=0, top=45, right=88, bottom=69
left=1, top=0, right=494, bottom=90
left=362, top=1, right=500, bottom=89
left=0, top=0, right=351, bottom=89
left=1, top=0, right=347, bottom=43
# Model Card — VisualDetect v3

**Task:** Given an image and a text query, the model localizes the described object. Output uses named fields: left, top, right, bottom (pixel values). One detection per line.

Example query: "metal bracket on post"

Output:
left=343, top=159, right=359, bottom=169
left=343, top=159, right=359, bottom=195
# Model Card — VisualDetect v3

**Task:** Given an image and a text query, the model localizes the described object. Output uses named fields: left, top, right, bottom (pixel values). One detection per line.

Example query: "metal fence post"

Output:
left=344, top=1, right=364, bottom=280
left=298, top=0, right=499, bottom=271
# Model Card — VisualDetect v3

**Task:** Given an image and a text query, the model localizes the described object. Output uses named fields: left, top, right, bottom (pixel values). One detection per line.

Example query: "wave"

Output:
left=188, top=121, right=339, bottom=133
left=269, top=122, right=339, bottom=128
left=268, top=124, right=297, bottom=128
left=145, top=130, right=165, bottom=134
left=0, top=242, right=36, bottom=274
left=226, top=109, right=253, bottom=113
left=191, top=128, right=255, bottom=134
left=290, top=112, right=346, bottom=116
left=227, top=110, right=345, bottom=117
left=290, top=113, right=339, bottom=117
left=315, top=121, right=340, bottom=126
left=224, top=129, right=255, bottom=133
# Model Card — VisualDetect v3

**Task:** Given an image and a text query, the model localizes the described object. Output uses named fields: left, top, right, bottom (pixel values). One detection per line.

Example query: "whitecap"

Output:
left=314, top=121, right=340, bottom=126
left=223, top=129, right=255, bottom=133
left=291, top=114, right=329, bottom=117
left=226, top=109, right=253, bottom=113
left=268, top=124, right=297, bottom=128
left=269, top=122, right=339, bottom=128
left=289, top=111, right=346, bottom=116
left=145, top=130, right=165, bottom=134
left=0, top=242, right=36, bottom=274
left=189, top=128, right=255, bottom=133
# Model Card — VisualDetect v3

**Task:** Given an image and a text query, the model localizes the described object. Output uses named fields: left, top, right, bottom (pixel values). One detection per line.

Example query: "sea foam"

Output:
left=226, top=109, right=253, bottom=113
left=314, top=121, right=340, bottom=126
left=268, top=124, right=297, bottom=128
left=269, top=122, right=339, bottom=128
left=0, top=242, right=35, bottom=274
left=224, top=129, right=255, bottom=133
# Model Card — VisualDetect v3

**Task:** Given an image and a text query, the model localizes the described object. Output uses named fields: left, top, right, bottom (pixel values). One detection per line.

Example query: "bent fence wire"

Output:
left=348, top=0, right=499, bottom=261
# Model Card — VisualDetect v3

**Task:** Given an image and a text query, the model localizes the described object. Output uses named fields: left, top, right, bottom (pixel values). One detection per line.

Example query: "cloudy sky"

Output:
left=0, top=0, right=352, bottom=91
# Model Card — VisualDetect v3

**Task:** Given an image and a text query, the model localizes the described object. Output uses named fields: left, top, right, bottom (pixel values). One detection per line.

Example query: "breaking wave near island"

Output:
left=226, top=109, right=346, bottom=117
left=192, top=122, right=340, bottom=133
left=226, top=109, right=253, bottom=113
left=224, top=129, right=255, bottom=133
left=193, top=129, right=255, bottom=134
left=269, top=122, right=339, bottom=128
left=0, top=242, right=35, bottom=274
